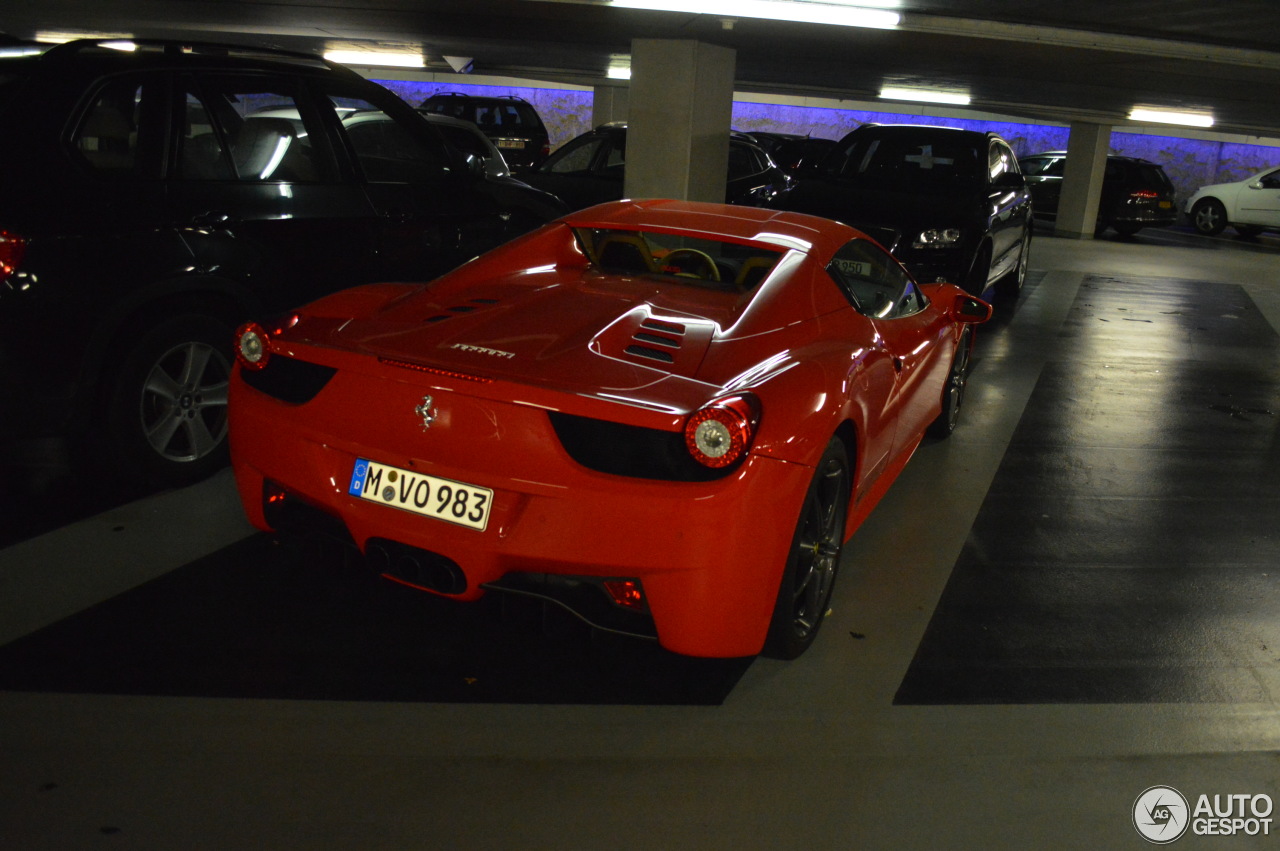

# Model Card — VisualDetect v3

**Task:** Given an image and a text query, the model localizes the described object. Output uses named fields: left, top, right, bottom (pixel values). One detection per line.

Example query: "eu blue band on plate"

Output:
left=348, top=459, right=369, bottom=496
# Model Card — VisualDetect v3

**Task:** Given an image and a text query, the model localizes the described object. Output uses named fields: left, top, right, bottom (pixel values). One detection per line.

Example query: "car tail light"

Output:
left=235, top=322, right=271, bottom=370
left=684, top=394, right=760, bottom=468
left=0, top=230, right=28, bottom=285
left=1130, top=189, right=1160, bottom=199
left=235, top=313, right=301, bottom=371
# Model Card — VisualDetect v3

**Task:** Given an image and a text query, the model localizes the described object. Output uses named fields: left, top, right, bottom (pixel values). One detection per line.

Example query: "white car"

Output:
left=1185, top=166, right=1280, bottom=236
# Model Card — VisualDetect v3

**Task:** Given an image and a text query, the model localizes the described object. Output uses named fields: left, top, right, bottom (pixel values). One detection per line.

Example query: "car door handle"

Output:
left=189, top=211, right=233, bottom=229
left=893, top=356, right=904, bottom=373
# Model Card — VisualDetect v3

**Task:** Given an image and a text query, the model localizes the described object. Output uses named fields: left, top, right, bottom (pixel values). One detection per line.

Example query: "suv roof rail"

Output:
left=40, top=38, right=335, bottom=71
left=424, top=92, right=534, bottom=104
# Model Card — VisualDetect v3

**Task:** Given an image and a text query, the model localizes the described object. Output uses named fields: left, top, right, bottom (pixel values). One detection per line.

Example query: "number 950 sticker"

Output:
left=348, top=459, right=492, bottom=531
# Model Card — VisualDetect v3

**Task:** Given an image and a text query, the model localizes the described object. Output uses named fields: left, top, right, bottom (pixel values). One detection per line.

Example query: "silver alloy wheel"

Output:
left=139, top=340, right=231, bottom=463
left=1192, top=199, right=1227, bottom=235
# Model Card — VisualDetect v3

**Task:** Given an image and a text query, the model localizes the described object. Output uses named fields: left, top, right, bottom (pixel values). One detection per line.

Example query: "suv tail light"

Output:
left=684, top=394, right=760, bottom=468
left=0, top=230, right=28, bottom=285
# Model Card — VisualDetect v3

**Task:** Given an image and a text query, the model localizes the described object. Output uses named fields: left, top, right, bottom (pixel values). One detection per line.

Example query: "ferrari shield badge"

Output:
left=414, top=395, right=437, bottom=430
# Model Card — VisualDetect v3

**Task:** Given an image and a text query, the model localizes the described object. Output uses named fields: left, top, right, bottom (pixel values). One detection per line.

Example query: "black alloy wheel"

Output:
left=764, top=438, right=850, bottom=660
left=927, top=326, right=974, bottom=439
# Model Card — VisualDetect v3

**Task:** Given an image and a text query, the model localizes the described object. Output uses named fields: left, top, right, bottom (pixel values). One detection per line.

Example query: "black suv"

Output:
left=418, top=93, right=550, bottom=171
left=771, top=124, right=1033, bottom=298
left=1020, top=151, right=1179, bottom=235
left=520, top=123, right=793, bottom=212
left=0, top=40, right=565, bottom=487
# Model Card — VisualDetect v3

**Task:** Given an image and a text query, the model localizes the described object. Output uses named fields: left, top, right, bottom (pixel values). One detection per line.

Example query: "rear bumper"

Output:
left=229, top=372, right=811, bottom=657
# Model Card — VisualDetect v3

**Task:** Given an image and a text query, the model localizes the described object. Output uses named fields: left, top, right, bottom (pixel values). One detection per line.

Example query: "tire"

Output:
left=1191, top=198, right=1228, bottom=235
left=1234, top=224, right=1264, bottom=238
left=1112, top=221, right=1143, bottom=236
left=996, top=227, right=1030, bottom=300
left=763, top=437, right=850, bottom=660
left=927, top=326, right=974, bottom=439
left=104, top=314, right=234, bottom=488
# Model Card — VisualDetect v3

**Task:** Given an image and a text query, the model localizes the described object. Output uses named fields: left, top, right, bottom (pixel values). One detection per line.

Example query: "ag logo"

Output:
left=1133, top=785, right=1190, bottom=844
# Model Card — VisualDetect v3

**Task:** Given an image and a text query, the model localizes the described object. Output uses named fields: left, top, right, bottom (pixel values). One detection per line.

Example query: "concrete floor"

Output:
left=2, top=227, right=1280, bottom=849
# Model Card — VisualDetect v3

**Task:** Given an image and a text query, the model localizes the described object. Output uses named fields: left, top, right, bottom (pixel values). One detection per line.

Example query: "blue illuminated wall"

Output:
left=374, top=78, right=1280, bottom=204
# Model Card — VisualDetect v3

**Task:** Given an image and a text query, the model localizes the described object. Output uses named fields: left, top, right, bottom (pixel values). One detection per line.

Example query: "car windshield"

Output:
left=574, top=227, right=785, bottom=292
left=828, top=131, right=984, bottom=191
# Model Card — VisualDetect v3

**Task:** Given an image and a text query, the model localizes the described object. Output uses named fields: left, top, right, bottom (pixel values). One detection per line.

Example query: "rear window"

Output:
left=827, top=131, right=984, bottom=191
left=422, top=98, right=543, bottom=132
left=1136, top=164, right=1174, bottom=190
left=574, top=227, right=784, bottom=292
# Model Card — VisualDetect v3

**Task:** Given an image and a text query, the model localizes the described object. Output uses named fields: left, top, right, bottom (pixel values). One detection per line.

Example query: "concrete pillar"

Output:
left=591, top=85, right=629, bottom=127
left=625, top=39, right=736, bottom=204
left=1054, top=122, right=1112, bottom=239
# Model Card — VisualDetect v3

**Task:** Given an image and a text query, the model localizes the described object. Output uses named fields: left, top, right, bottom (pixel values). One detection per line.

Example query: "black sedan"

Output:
left=770, top=124, right=1033, bottom=299
left=522, top=123, right=792, bottom=212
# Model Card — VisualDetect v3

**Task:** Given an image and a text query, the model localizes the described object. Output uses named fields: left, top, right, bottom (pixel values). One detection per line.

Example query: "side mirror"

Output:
left=463, top=152, right=486, bottom=178
left=953, top=292, right=993, bottom=324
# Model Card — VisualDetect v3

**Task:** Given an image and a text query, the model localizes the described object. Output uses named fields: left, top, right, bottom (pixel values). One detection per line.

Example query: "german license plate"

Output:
left=496, top=139, right=525, bottom=149
left=348, top=458, right=492, bottom=531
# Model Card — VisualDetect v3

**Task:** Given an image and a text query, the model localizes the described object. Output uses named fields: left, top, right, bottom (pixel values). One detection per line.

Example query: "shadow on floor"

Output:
left=0, top=533, right=753, bottom=705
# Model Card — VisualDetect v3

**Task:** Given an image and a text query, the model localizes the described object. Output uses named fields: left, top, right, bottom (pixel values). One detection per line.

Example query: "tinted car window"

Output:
left=989, top=140, right=1018, bottom=180
left=180, top=76, right=327, bottom=182
left=826, top=239, right=923, bottom=318
left=728, top=143, right=767, bottom=180
left=1021, top=156, right=1063, bottom=177
left=828, top=132, right=983, bottom=190
left=72, top=77, right=148, bottom=176
left=327, top=96, right=449, bottom=184
left=544, top=134, right=606, bottom=174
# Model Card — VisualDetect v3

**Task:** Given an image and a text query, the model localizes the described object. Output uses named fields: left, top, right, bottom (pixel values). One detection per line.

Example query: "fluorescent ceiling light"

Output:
left=606, top=66, right=632, bottom=80
left=609, top=0, right=900, bottom=29
left=880, top=86, right=971, bottom=106
left=324, top=49, right=425, bottom=69
left=1128, top=107, right=1214, bottom=128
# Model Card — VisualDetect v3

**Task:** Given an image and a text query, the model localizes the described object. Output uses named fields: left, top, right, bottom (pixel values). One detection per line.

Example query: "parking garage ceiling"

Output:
left=3, top=0, right=1280, bottom=139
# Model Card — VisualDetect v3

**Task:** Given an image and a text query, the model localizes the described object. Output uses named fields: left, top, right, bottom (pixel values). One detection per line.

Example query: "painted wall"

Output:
left=373, top=78, right=1280, bottom=205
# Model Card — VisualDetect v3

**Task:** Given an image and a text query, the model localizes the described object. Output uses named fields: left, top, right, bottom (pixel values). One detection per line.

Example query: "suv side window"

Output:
left=1022, top=156, right=1064, bottom=178
left=73, top=77, right=150, bottom=176
left=326, top=93, right=449, bottom=184
left=826, top=238, right=925, bottom=319
left=988, top=140, right=1017, bottom=181
left=544, top=134, right=607, bottom=174
left=179, top=74, right=328, bottom=182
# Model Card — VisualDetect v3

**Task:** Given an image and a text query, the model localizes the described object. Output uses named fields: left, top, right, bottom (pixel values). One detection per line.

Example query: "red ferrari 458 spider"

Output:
left=229, top=199, right=991, bottom=659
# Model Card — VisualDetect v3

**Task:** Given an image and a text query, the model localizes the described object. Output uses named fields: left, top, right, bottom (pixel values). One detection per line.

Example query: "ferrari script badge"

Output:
left=414, top=396, right=437, bottom=430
